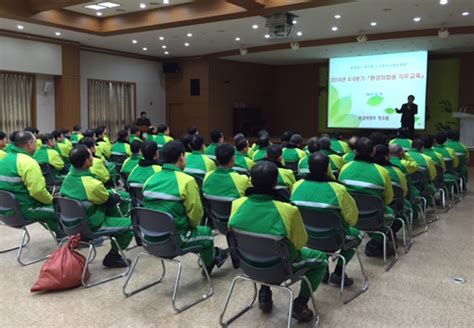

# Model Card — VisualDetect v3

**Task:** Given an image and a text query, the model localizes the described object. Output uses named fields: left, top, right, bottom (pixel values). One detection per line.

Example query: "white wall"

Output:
left=0, top=36, right=62, bottom=75
left=36, top=75, right=56, bottom=133
left=80, top=51, right=166, bottom=129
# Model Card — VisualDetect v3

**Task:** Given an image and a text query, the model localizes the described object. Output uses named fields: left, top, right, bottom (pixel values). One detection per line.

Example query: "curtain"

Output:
left=0, top=72, right=33, bottom=133
left=88, top=79, right=134, bottom=139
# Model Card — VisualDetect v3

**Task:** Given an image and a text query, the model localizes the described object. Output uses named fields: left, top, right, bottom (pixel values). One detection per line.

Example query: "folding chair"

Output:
left=110, top=154, right=128, bottom=173
left=122, top=208, right=213, bottom=313
left=408, top=170, right=430, bottom=235
left=434, top=165, right=449, bottom=210
left=390, top=184, right=413, bottom=252
left=128, top=184, right=144, bottom=208
left=40, top=163, right=62, bottom=195
left=0, top=191, right=57, bottom=266
left=350, top=193, right=398, bottom=271
left=444, top=160, right=462, bottom=202
left=219, top=229, right=320, bottom=328
left=53, top=197, right=131, bottom=287
left=203, top=194, right=233, bottom=235
left=297, top=206, right=368, bottom=304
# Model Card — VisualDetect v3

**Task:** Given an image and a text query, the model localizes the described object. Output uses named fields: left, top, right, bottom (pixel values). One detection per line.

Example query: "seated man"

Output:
left=338, top=137, right=396, bottom=257
left=433, top=131, right=459, bottom=176
left=389, top=128, right=412, bottom=150
left=129, top=126, right=143, bottom=145
left=25, top=127, right=42, bottom=148
left=280, top=130, right=294, bottom=148
left=60, top=146, right=133, bottom=268
left=389, top=144, right=419, bottom=175
left=185, top=135, right=216, bottom=177
left=421, top=135, right=446, bottom=170
left=446, top=130, right=470, bottom=184
left=79, top=137, right=112, bottom=184
left=368, top=131, right=388, bottom=147
left=203, top=143, right=251, bottom=199
left=330, top=134, right=350, bottom=155
left=229, top=161, right=328, bottom=321
left=33, top=134, right=66, bottom=180
left=342, top=136, right=358, bottom=163
left=282, top=134, right=306, bottom=166
left=143, top=141, right=228, bottom=274
left=70, top=124, right=83, bottom=145
left=95, top=127, right=111, bottom=159
left=128, top=141, right=162, bottom=187
left=0, top=132, right=62, bottom=237
left=121, top=140, right=143, bottom=176
left=291, top=152, right=361, bottom=286
left=407, top=139, right=437, bottom=198
left=252, top=132, right=271, bottom=162
left=233, top=137, right=254, bottom=174
left=0, top=131, right=8, bottom=160
left=266, top=144, right=296, bottom=190
left=319, top=137, right=344, bottom=173
left=52, top=129, right=72, bottom=163
left=248, top=129, right=268, bottom=158
left=111, top=129, right=132, bottom=157
left=299, top=137, right=320, bottom=175
left=205, top=129, right=224, bottom=160
left=154, top=124, right=174, bottom=149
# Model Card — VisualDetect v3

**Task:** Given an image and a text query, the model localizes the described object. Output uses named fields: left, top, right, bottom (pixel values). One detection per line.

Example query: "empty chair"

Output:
left=53, top=197, right=131, bottom=287
left=0, top=190, right=57, bottom=266
left=203, top=194, right=233, bottom=235
left=122, top=208, right=213, bottom=313
left=219, top=229, right=320, bottom=328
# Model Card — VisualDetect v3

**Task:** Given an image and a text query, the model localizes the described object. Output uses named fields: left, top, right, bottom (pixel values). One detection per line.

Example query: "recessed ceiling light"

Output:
left=55, top=32, right=61, bottom=36
left=162, top=45, right=167, bottom=49
left=96, top=12, right=103, bottom=16
left=296, top=31, right=303, bottom=36
left=85, top=4, right=106, bottom=10
left=98, top=2, right=121, bottom=8
left=292, top=20, right=297, bottom=24
left=184, top=42, right=190, bottom=47
left=334, top=14, right=341, bottom=19
left=163, top=0, right=170, bottom=4
left=264, top=34, right=270, bottom=38
left=370, top=22, right=377, bottom=26
left=414, top=17, right=421, bottom=22
left=164, top=51, right=169, bottom=55
left=132, top=39, right=138, bottom=44
left=331, top=26, right=338, bottom=31
left=142, top=47, right=147, bottom=51
left=159, top=36, right=164, bottom=40
left=187, top=33, right=193, bottom=37
left=462, top=11, right=469, bottom=16
left=252, top=24, right=258, bottom=29
left=140, top=3, right=146, bottom=9
left=17, top=25, right=24, bottom=30
left=439, top=0, right=448, bottom=5
left=235, top=37, right=241, bottom=41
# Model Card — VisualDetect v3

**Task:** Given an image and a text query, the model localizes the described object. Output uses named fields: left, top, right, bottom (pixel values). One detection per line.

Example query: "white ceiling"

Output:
left=66, top=0, right=194, bottom=17
left=0, top=0, right=473, bottom=64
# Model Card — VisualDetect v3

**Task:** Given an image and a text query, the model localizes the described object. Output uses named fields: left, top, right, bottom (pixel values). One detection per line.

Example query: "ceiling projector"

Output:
left=265, top=12, right=298, bottom=38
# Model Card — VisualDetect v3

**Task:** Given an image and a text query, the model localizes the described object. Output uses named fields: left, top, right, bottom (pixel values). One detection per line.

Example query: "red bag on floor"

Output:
left=31, top=234, right=90, bottom=292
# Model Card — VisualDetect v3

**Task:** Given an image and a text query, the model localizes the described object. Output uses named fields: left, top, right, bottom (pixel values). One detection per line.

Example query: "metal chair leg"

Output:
left=301, top=275, right=320, bottom=328
left=394, top=218, right=412, bottom=253
left=282, top=286, right=295, bottom=328
left=0, top=225, right=31, bottom=254
left=368, top=230, right=398, bottom=271
left=412, top=204, right=429, bottom=238
left=17, top=227, right=51, bottom=266
left=122, top=252, right=166, bottom=297
left=219, top=276, right=258, bottom=327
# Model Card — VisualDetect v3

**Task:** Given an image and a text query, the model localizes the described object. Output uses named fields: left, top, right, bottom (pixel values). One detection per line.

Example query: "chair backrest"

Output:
left=128, top=185, right=144, bottom=208
left=233, top=166, right=250, bottom=176
left=285, top=161, right=299, bottom=175
left=133, top=208, right=195, bottom=258
left=434, top=165, right=444, bottom=188
left=40, top=163, right=60, bottom=186
left=192, top=175, right=204, bottom=190
left=0, top=191, right=29, bottom=227
left=204, top=194, right=233, bottom=234
left=110, top=154, right=128, bottom=171
left=409, top=170, right=425, bottom=191
left=53, top=197, right=95, bottom=240
left=350, top=193, right=385, bottom=230
left=445, top=159, right=453, bottom=171
left=391, top=184, right=404, bottom=215
left=227, top=229, right=294, bottom=285
left=297, top=206, right=345, bottom=252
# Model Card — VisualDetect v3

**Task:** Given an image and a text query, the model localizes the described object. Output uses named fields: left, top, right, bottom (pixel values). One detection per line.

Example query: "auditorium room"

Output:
left=1, top=0, right=473, bottom=327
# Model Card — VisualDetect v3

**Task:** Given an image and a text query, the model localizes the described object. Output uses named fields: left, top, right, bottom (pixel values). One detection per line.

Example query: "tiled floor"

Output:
left=1, top=170, right=472, bottom=328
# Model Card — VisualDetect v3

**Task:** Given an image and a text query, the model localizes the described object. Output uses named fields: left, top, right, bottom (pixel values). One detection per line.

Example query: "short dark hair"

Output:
left=9, top=131, right=19, bottom=143
left=124, top=125, right=132, bottom=131
left=161, top=140, right=185, bottom=164
left=52, top=130, right=64, bottom=140
left=191, top=135, right=204, bottom=151
left=266, top=144, right=282, bottom=162
left=412, top=139, right=425, bottom=151
left=355, top=137, right=374, bottom=161
left=130, top=126, right=139, bottom=135
left=0, top=131, right=7, bottom=140
left=70, top=145, right=91, bottom=169
left=447, top=130, right=460, bottom=141
left=181, top=133, right=193, bottom=152
left=117, top=129, right=128, bottom=141
left=15, top=131, right=35, bottom=147
left=95, top=127, right=105, bottom=137
left=289, top=134, right=303, bottom=146
left=369, top=131, right=387, bottom=146
left=140, top=111, right=147, bottom=116
left=83, top=129, right=95, bottom=138
left=251, top=161, right=278, bottom=191
left=435, top=131, right=448, bottom=145
left=141, top=141, right=158, bottom=160
left=79, top=137, right=96, bottom=149
left=236, top=138, right=249, bottom=152
left=148, top=126, right=157, bottom=135
left=281, top=131, right=294, bottom=143
left=319, top=137, right=332, bottom=151
left=408, top=95, right=415, bottom=100
left=373, top=144, right=389, bottom=166
left=24, top=127, right=39, bottom=135
left=210, top=129, right=223, bottom=143
left=307, top=137, right=320, bottom=153
left=131, top=140, right=142, bottom=154
left=233, top=133, right=245, bottom=144
left=258, top=133, right=270, bottom=148
left=157, top=124, right=168, bottom=133
left=73, top=124, right=81, bottom=132
left=421, top=134, right=434, bottom=149
left=188, top=127, right=198, bottom=135
left=308, top=152, right=329, bottom=181
left=41, top=133, right=54, bottom=145
left=216, top=143, right=235, bottom=166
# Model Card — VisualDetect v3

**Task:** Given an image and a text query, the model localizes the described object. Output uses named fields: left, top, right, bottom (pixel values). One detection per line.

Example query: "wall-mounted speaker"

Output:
left=163, top=63, right=180, bottom=73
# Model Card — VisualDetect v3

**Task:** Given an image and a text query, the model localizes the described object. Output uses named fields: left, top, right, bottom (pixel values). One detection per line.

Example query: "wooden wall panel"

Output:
left=459, top=53, right=474, bottom=107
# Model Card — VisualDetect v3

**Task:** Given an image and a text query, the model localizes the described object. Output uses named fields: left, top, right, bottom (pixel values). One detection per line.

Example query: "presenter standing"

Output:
left=395, top=95, right=418, bottom=139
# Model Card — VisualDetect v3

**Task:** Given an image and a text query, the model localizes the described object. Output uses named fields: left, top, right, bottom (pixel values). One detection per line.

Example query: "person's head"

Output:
left=210, top=129, right=224, bottom=144
left=161, top=140, right=185, bottom=169
left=389, top=144, right=404, bottom=158
left=9, top=131, right=19, bottom=144
left=397, top=128, right=410, bottom=139
left=408, top=95, right=415, bottom=104
left=181, top=133, right=193, bottom=152
left=281, top=131, right=294, bottom=144
left=83, top=129, right=95, bottom=138
left=289, top=134, right=303, bottom=147
left=216, top=143, right=235, bottom=168
left=52, top=129, right=65, bottom=142
left=15, top=131, right=37, bottom=154
left=447, top=130, right=460, bottom=141
left=373, top=144, right=390, bottom=166
left=233, top=133, right=245, bottom=144
left=421, top=134, right=434, bottom=149
left=24, top=127, right=39, bottom=136
left=130, top=140, right=142, bottom=155
left=148, top=126, right=157, bottom=135
left=266, top=144, right=282, bottom=163
left=190, top=135, right=205, bottom=152
left=354, top=137, right=375, bottom=161
left=308, top=152, right=330, bottom=181
left=99, top=125, right=108, bottom=135
left=236, top=137, right=249, bottom=154
left=95, top=127, right=105, bottom=139
left=70, top=145, right=93, bottom=170
left=124, top=125, right=132, bottom=133
left=117, top=129, right=129, bottom=142
left=141, top=141, right=158, bottom=161
left=158, top=123, right=170, bottom=135
left=41, top=134, right=56, bottom=148
left=140, top=111, right=147, bottom=118
left=319, top=137, right=332, bottom=151
left=79, top=137, right=97, bottom=155
left=188, top=127, right=198, bottom=136
left=307, top=137, right=320, bottom=153
left=348, top=136, right=358, bottom=150
left=130, top=126, right=140, bottom=137
left=73, top=124, right=81, bottom=132
left=0, top=131, right=7, bottom=149
left=257, top=129, right=269, bottom=139
left=258, top=132, right=270, bottom=148
left=435, top=131, right=448, bottom=145
left=369, top=131, right=387, bottom=146
left=251, top=161, right=278, bottom=192
left=412, top=139, right=425, bottom=152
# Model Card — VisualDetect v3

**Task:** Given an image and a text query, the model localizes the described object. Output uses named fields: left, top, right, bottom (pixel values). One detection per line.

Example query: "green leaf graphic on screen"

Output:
left=367, top=95, right=384, bottom=106
left=415, top=116, right=420, bottom=122
left=335, top=114, right=361, bottom=127
left=385, top=108, right=395, bottom=114
left=330, top=96, right=352, bottom=123
left=329, top=86, right=339, bottom=110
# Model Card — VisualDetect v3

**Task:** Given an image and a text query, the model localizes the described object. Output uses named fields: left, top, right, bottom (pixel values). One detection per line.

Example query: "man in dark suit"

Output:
left=396, top=95, right=418, bottom=139
left=136, top=111, right=151, bottom=128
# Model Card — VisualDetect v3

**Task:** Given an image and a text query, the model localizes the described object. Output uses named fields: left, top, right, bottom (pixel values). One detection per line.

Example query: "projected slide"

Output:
left=328, top=51, right=428, bottom=129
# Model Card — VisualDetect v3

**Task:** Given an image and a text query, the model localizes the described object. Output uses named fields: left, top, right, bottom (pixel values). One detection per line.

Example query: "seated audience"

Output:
left=33, top=134, right=66, bottom=180
left=79, top=137, right=112, bottom=184
left=120, top=140, right=143, bottom=176
left=146, top=126, right=157, bottom=142
left=299, top=137, right=320, bottom=175
left=252, top=132, right=271, bottom=162
left=280, top=130, right=294, bottom=148
left=266, top=144, right=296, bottom=190
left=129, top=126, right=143, bottom=145
left=233, top=137, right=254, bottom=174
left=319, top=137, right=344, bottom=173
left=52, top=129, right=72, bottom=162
left=389, top=128, right=412, bottom=150
left=71, top=124, right=83, bottom=145
left=154, top=123, right=174, bottom=148
left=185, top=135, right=216, bottom=177
left=330, top=133, right=350, bottom=155
left=205, top=129, right=224, bottom=160
left=433, top=131, right=459, bottom=173
left=446, top=130, right=469, bottom=183
left=343, top=136, right=358, bottom=163
left=0, top=131, right=7, bottom=160
left=282, top=134, right=306, bottom=165
left=111, top=129, right=132, bottom=157
left=127, top=141, right=162, bottom=187
left=95, top=127, right=112, bottom=159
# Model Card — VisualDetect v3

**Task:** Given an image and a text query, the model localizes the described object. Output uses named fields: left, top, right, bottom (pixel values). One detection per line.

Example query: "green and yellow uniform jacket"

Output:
left=229, top=194, right=308, bottom=260
left=343, top=150, right=355, bottom=163
left=384, top=165, right=408, bottom=197
left=203, top=167, right=251, bottom=200
left=277, top=165, right=296, bottom=189
left=330, top=139, right=350, bottom=155
left=154, top=133, right=174, bottom=148
left=204, top=143, right=219, bottom=160
left=127, top=160, right=162, bottom=187
left=433, top=145, right=459, bottom=169
left=390, top=154, right=419, bottom=174
left=130, top=135, right=143, bottom=144
left=0, top=145, right=52, bottom=209
left=423, top=148, right=446, bottom=171
left=96, top=140, right=112, bottom=159
left=36, top=139, right=43, bottom=148
left=406, top=149, right=437, bottom=181
left=298, top=156, right=336, bottom=179
left=143, top=163, right=203, bottom=233
left=145, top=134, right=155, bottom=142
left=55, top=140, right=72, bottom=161
left=91, top=156, right=111, bottom=184
left=248, top=143, right=259, bottom=158
left=339, top=160, right=394, bottom=205
left=0, top=149, right=7, bottom=160
left=111, top=141, right=132, bottom=157
left=320, top=150, right=345, bottom=172
left=184, top=151, right=216, bottom=176
left=389, top=138, right=412, bottom=150
left=233, top=151, right=254, bottom=173
left=252, top=147, right=268, bottom=162
left=33, top=145, right=65, bottom=178
left=70, top=132, right=83, bottom=145
left=5, top=143, right=14, bottom=153
left=282, top=147, right=306, bottom=165
left=120, top=154, right=142, bottom=175
left=445, top=139, right=470, bottom=164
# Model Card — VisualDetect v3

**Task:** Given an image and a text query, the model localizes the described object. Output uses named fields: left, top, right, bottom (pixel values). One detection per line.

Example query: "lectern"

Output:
left=453, top=111, right=474, bottom=149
